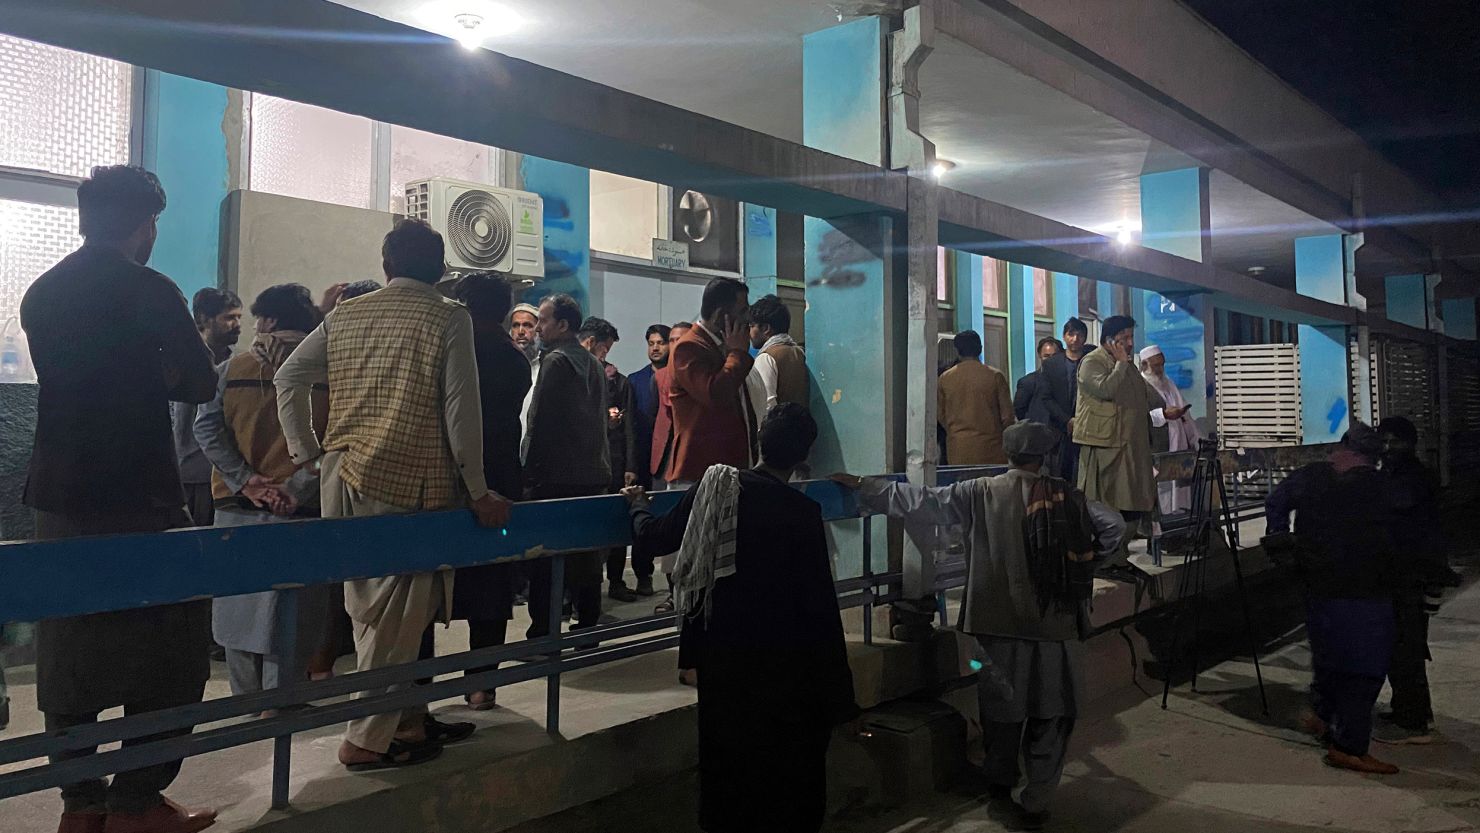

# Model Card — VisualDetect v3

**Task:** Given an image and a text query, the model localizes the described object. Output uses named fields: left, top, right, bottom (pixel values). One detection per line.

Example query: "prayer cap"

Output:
left=1139, top=345, right=1163, bottom=362
left=1003, top=421, right=1059, bottom=457
left=512, top=302, right=539, bottom=317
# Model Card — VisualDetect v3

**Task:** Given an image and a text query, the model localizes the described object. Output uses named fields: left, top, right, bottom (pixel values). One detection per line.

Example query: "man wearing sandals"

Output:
left=276, top=219, right=511, bottom=771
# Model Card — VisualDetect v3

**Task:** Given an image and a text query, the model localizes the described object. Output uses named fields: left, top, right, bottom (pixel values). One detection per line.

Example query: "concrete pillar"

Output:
left=1139, top=167, right=1213, bottom=420
left=1295, top=234, right=1351, bottom=442
left=1443, top=299, right=1477, bottom=340
left=953, top=251, right=983, bottom=336
left=1051, top=272, right=1078, bottom=337
left=140, top=70, right=233, bottom=300
left=516, top=156, right=591, bottom=312
left=743, top=203, right=779, bottom=298
left=1006, top=262, right=1035, bottom=383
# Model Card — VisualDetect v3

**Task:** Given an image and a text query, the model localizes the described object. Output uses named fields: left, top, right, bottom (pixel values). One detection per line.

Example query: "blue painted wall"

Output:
left=1139, top=168, right=1206, bottom=261
left=141, top=71, right=230, bottom=301
left=1051, top=272, right=1077, bottom=336
left=803, top=18, right=890, bottom=579
left=1295, top=235, right=1346, bottom=305
left=953, top=250, right=983, bottom=335
left=1292, top=235, right=1351, bottom=441
left=1006, top=263, right=1034, bottom=383
left=1139, top=168, right=1209, bottom=418
left=1385, top=274, right=1427, bottom=330
left=1298, top=324, right=1350, bottom=442
left=743, top=203, right=778, bottom=298
left=1443, top=298, right=1477, bottom=340
left=519, top=155, right=591, bottom=313
left=1141, top=292, right=1208, bottom=419
left=803, top=17, right=885, bottom=167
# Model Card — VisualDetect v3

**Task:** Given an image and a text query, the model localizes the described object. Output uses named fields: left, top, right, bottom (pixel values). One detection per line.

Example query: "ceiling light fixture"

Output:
left=453, top=12, right=485, bottom=49
left=1115, top=226, right=1134, bottom=247
left=930, top=159, right=956, bottom=180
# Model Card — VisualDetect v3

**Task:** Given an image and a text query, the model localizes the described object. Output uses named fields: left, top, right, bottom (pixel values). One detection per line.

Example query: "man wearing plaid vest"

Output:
left=276, top=219, right=511, bottom=771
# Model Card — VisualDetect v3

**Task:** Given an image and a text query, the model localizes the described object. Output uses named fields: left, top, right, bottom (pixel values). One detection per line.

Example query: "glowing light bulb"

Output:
left=929, top=159, right=955, bottom=180
left=454, top=13, right=484, bottom=50
left=1116, top=226, right=1133, bottom=247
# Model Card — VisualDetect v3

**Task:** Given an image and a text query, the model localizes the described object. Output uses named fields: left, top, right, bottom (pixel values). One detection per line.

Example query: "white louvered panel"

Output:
left=1215, top=343, right=1302, bottom=447
left=1348, top=333, right=1378, bottom=426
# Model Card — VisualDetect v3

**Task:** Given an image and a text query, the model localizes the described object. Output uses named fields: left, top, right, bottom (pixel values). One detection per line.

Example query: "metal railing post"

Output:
left=270, top=587, right=300, bottom=810
left=861, top=518, right=873, bottom=646
left=545, top=553, right=565, bottom=736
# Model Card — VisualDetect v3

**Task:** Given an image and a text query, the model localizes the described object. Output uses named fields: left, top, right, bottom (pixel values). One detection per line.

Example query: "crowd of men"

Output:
left=16, top=164, right=1462, bottom=833
left=18, top=165, right=816, bottom=833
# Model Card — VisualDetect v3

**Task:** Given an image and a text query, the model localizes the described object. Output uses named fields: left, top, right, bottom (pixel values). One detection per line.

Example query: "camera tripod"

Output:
left=1160, top=438, right=1269, bottom=715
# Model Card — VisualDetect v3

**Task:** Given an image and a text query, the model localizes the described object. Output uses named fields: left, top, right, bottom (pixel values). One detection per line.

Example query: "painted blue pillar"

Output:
left=1295, top=234, right=1351, bottom=443
left=1006, top=263, right=1034, bottom=383
left=1443, top=299, right=1476, bottom=340
left=1385, top=274, right=1436, bottom=330
left=743, top=203, right=779, bottom=298
left=1139, top=167, right=1211, bottom=419
left=1096, top=282, right=1114, bottom=323
left=803, top=16, right=890, bottom=581
left=518, top=156, right=591, bottom=313
left=1051, top=272, right=1077, bottom=337
left=141, top=71, right=231, bottom=301
left=953, top=251, right=983, bottom=335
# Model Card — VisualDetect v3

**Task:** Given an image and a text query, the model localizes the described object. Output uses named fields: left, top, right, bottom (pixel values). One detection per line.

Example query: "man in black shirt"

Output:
left=22, top=166, right=218, bottom=833
left=1033, top=318, right=1091, bottom=481
left=436, top=272, right=532, bottom=710
left=1266, top=423, right=1400, bottom=775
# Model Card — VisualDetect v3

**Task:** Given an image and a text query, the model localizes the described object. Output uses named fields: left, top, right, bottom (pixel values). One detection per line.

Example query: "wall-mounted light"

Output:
left=1115, top=225, right=1134, bottom=247
left=930, top=159, right=956, bottom=180
left=454, top=13, right=485, bottom=49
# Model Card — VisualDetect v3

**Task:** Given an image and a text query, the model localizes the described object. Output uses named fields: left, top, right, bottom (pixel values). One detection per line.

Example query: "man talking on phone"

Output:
left=654, top=278, right=755, bottom=627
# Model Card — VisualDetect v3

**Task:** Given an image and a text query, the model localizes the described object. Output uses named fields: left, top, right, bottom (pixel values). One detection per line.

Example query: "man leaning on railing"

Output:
left=274, top=218, right=511, bottom=773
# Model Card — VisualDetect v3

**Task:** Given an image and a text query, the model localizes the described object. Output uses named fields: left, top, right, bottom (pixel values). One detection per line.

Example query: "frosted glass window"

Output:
left=0, top=35, right=132, bottom=177
left=1033, top=268, right=1051, bottom=317
left=388, top=125, right=492, bottom=213
left=590, top=170, right=659, bottom=260
left=249, top=94, right=373, bottom=209
left=982, top=257, right=1004, bottom=310
left=0, top=199, right=81, bottom=333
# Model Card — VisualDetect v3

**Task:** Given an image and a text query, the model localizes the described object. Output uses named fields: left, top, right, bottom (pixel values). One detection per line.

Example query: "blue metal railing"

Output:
left=0, top=445, right=1312, bottom=811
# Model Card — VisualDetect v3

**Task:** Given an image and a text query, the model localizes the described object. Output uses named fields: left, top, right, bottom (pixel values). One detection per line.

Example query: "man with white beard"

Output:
left=1139, top=345, right=1199, bottom=515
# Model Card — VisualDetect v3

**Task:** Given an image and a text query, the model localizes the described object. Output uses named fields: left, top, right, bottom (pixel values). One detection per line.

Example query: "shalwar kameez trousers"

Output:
left=37, top=508, right=211, bottom=815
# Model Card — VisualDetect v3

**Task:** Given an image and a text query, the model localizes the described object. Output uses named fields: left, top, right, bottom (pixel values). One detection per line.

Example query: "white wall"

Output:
left=592, top=265, right=705, bottom=376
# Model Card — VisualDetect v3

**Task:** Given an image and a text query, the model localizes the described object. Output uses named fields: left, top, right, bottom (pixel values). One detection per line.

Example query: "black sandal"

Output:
left=344, top=738, right=443, bottom=772
left=424, top=714, right=476, bottom=744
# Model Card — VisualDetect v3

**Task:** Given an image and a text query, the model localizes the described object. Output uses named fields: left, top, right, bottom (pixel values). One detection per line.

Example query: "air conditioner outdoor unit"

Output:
left=404, top=178, right=544, bottom=278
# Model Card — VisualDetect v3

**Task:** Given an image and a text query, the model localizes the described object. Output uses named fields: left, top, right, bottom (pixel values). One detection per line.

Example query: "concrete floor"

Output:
left=519, top=561, right=1480, bottom=833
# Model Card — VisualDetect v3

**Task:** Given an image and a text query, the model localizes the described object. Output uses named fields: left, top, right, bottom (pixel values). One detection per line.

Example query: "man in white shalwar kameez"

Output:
left=1140, top=345, right=1200, bottom=515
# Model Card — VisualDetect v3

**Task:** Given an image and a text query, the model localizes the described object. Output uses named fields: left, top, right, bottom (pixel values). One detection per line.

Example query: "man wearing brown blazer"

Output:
left=655, top=279, right=754, bottom=617
left=667, top=277, right=756, bottom=485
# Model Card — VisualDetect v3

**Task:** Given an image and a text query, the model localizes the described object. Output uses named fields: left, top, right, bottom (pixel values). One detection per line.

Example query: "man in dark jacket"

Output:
left=1373, top=417, right=1452, bottom=745
left=576, top=316, right=642, bottom=602
left=523, top=294, right=611, bottom=636
left=1033, top=318, right=1091, bottom=481
left=446, top=272, right=531, bottom=709
left=1266, top=422, right=1400, bottom=775
left=624, top=403, right=856, bottom=833
left=1014, top=336, right=1062, bottom=421
left=22, top=165, right=219, bottom=833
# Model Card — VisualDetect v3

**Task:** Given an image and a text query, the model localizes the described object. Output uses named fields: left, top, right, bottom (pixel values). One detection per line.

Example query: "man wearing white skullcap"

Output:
left=1139, top=344, right=1200, bottom=514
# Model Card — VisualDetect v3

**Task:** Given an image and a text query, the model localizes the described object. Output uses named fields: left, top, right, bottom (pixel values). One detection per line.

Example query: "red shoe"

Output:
left=1324, top=748, right=1399, bottom=775
left=103, top=799, right=217, bottom=833
left=58, top=811, right=106, bottom=833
